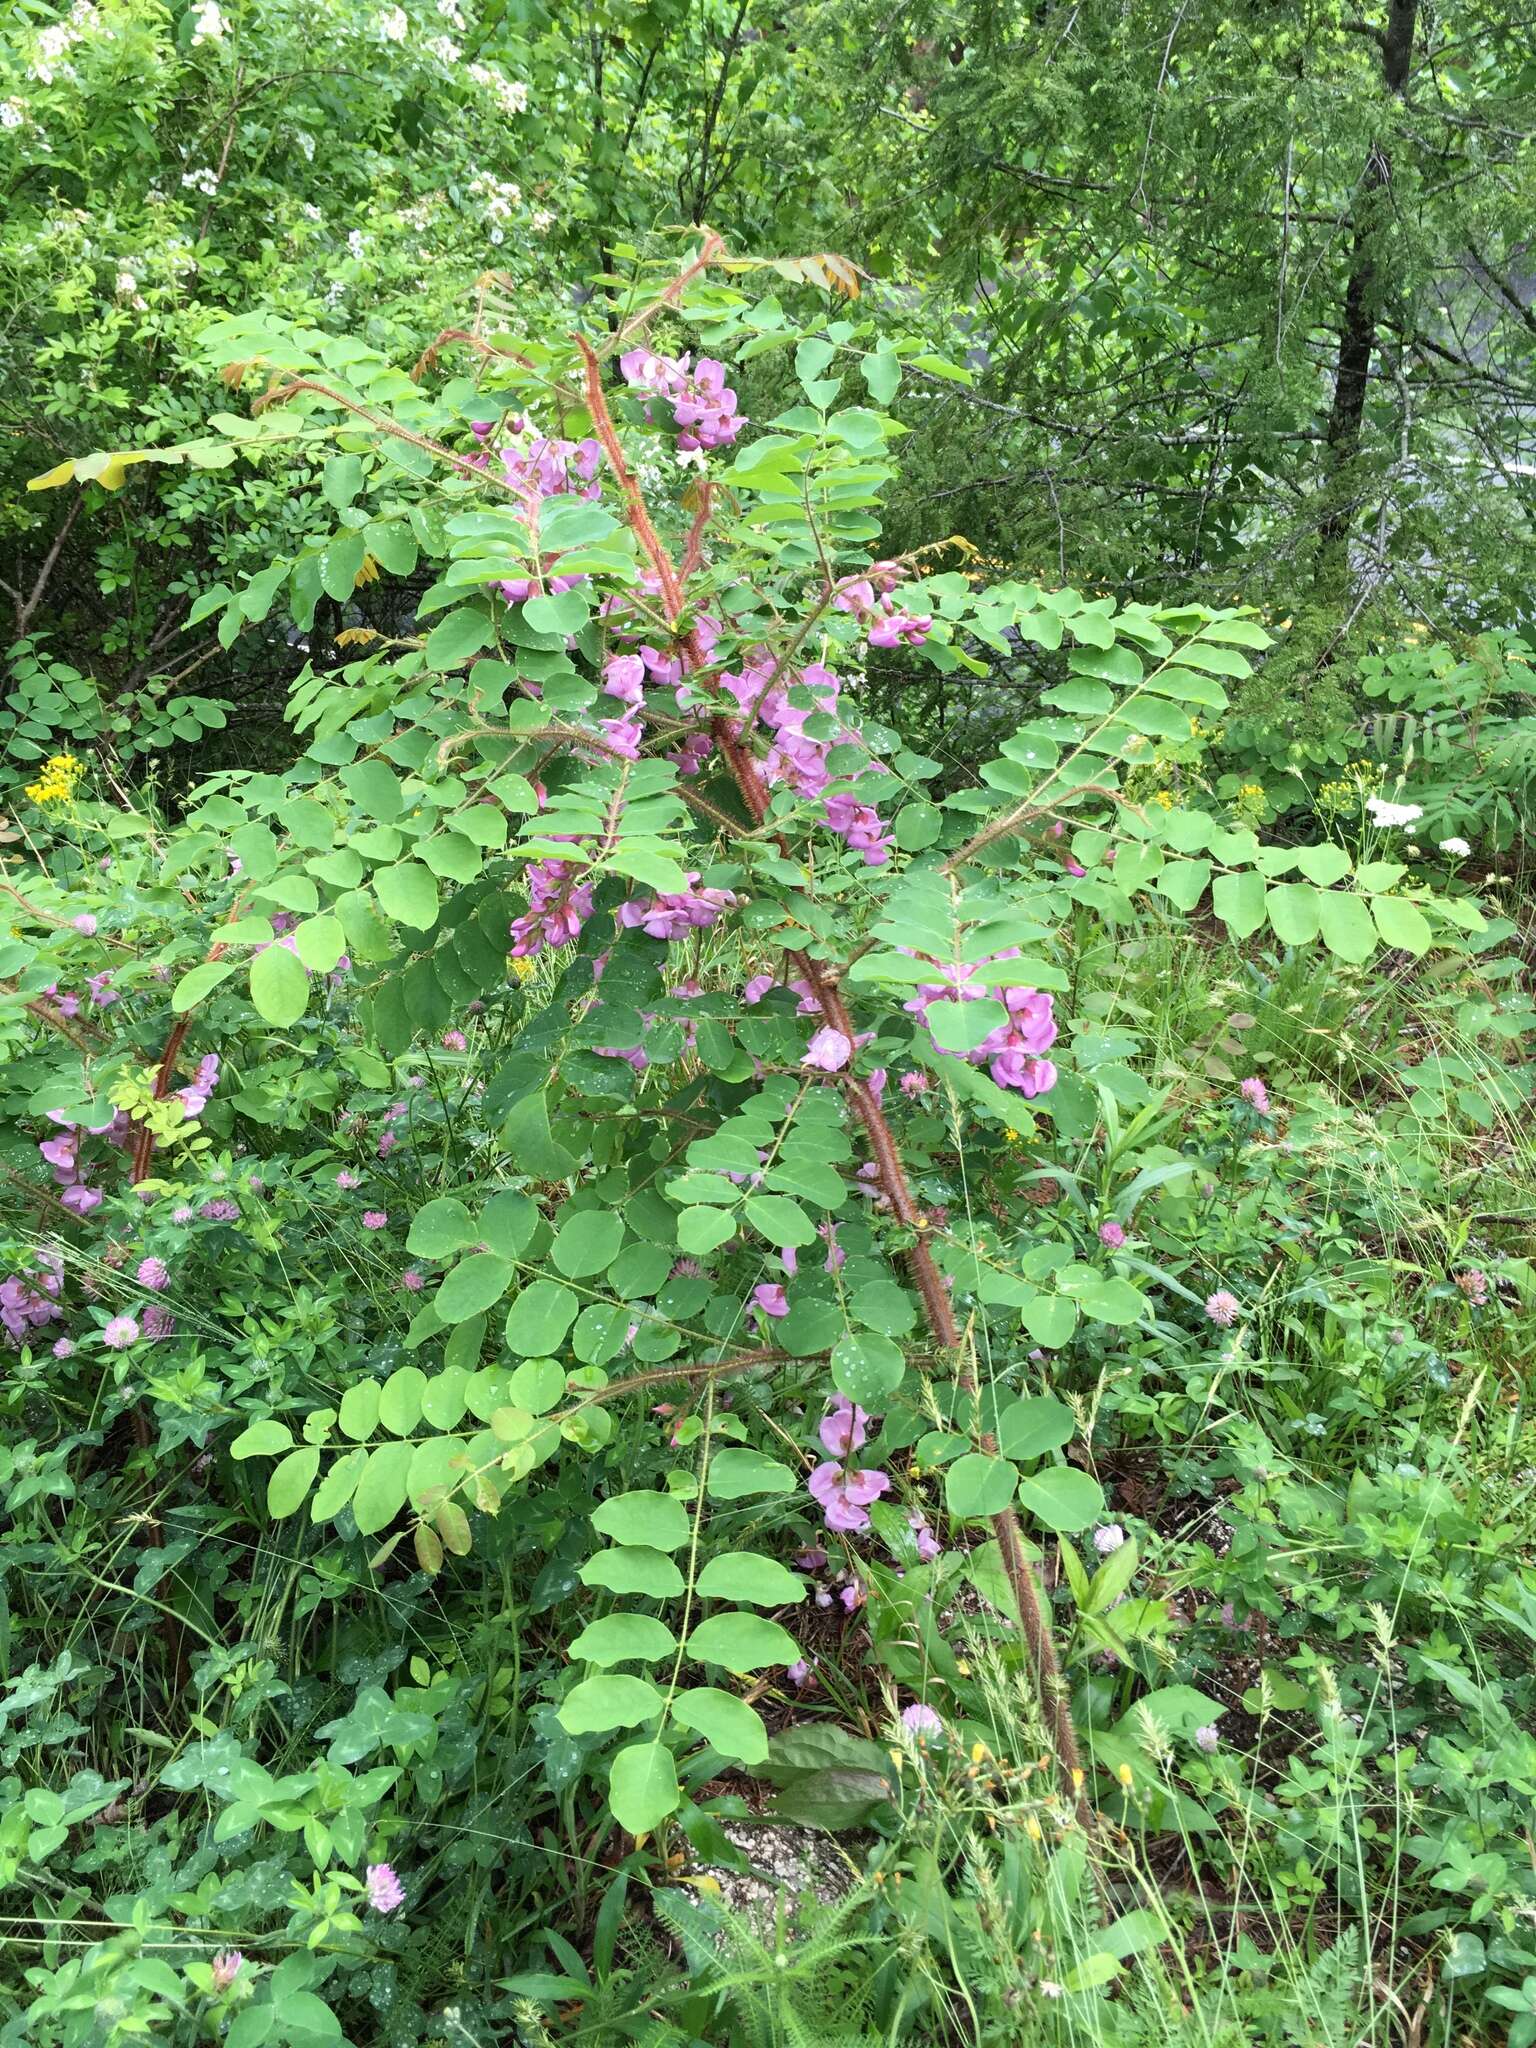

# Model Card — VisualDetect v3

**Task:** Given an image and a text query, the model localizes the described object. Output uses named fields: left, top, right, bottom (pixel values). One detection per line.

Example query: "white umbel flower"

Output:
left=1365, top=796, right=1423, bottom=829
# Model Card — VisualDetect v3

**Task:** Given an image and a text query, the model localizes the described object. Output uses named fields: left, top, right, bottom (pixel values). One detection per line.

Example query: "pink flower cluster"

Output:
left=669, top=730, right=713, bottom=778
left=510, top=857, right=595, bottom=958
left=38, top=1105, right=134, bottom=1215
left=1, top=1252, right=63, bottom=1345
left=177, top=1054, right=221, bottom=1118
left=902, top=950, right=1059, bottom=1098
left=470, top=415, right=602, bottom=602
left=833, top=565, right=932, bottom=650
left=719, top=655, right=893, bottom=867
left=497, top=420, right=603, bottom=507
left=616, top=873, right=737, bottom=941
left=619, top=349, right=744, bottom=451
left=41, top=971, right=117, bottom=1017
left=43, top=1055, right=220, bottom=1216
left=807, top=1395, right=890, bottom=1533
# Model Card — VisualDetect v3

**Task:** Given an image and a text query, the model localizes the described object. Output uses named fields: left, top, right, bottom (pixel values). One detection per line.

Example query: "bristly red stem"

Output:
left=575, top=335, right=683, bottom=617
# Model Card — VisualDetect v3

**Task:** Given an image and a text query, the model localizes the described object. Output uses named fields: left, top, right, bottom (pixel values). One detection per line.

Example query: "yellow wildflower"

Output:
left=24, top=753, right=84, bottom=806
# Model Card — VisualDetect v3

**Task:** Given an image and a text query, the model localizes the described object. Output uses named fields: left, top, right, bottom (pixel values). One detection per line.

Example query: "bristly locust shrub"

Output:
left=15, top=237, right=1484, bottom=1843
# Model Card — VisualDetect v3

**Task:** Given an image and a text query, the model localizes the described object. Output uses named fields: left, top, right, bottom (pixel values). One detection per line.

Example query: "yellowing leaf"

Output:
left=27, top=460, right=79, bottom=492
left=91, top=452, right=151, bottom=491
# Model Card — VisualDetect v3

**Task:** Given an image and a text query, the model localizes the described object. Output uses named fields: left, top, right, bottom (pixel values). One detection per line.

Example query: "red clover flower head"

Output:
left=900, top=1702, right=944, bottom=1739
left=365, top=1862, right=405, bottom=1913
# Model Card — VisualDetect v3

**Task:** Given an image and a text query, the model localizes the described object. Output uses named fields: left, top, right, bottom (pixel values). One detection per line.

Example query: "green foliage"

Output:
left=2, top=19, right=1536, bottom=2029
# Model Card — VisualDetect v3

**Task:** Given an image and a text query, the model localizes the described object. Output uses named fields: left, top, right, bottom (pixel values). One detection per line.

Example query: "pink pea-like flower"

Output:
left=833, top=578, right=875, bottom=616
left=102, top=1314, right=140, bottom=1350
left=803, top=1026, right=852, bottom=1073
left=1098, top=1221, right=1126, bottom=1249
left=785, top=1659, right=811, bottom=1688
left=361, top=1210, right=388, bottom=1231
left=910, top=1513, right=941, bottom=1563
left=365, top=1862, right=405, bottom=1913
left=818, top=1395, right=869, bottom=1458
left=742, top=973, right=776, bottom=1004
left=137, top=1257, right=170, bottom=1291
left=1204, top=1290, right=1240, bottom=1327
left=751, top=1282, right=789, bottom=1320
left=807, top=1460, right=889, bottom=1533
left=210, top=1951, right=243, bottom=1991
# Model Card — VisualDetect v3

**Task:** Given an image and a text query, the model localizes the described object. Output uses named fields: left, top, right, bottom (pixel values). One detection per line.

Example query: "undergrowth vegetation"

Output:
left=4, top=3, right=1536, bottom=2043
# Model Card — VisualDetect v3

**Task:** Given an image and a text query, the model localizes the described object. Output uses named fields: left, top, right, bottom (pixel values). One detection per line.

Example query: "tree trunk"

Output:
left=1317, top=0, right=1418, bottom=561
